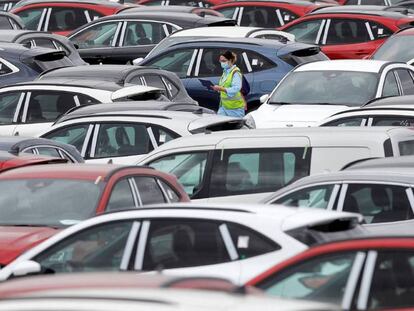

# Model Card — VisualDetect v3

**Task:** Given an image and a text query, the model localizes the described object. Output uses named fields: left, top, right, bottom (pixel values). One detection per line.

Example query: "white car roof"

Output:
left=295, top=59, right=391, bottom=73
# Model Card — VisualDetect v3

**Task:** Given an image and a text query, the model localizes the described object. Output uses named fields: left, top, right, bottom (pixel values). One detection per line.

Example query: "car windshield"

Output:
left=269, top=71, right=379, bottom=106
left=372, top=36, right=414, bottom=63
left=0, top=179, right=102, bottom=227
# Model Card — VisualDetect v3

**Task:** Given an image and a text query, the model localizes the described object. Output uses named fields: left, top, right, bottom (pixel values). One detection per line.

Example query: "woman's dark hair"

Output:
left=221, top=50, right=237, bottom=63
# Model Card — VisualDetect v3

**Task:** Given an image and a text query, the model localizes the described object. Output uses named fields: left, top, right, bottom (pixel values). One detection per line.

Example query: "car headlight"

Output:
left=244, top=113, right=256, bottom=129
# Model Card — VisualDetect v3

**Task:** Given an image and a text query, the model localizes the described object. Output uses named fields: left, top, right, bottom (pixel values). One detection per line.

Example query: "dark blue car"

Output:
left=0, top=43, right=74, bottom=87
left=140, top=37, right=328, bottom=111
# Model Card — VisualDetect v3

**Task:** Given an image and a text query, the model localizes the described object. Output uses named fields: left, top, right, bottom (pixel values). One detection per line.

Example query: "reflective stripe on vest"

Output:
left=219, top=66, right=245, bottom=110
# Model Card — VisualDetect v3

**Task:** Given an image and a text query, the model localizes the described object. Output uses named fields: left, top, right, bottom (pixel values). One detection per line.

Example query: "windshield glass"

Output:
left=372, top=36, right=414, bottom=63
left=0, top=179, right=102, bottom=227
left=269, top=71, right=378, bottom=106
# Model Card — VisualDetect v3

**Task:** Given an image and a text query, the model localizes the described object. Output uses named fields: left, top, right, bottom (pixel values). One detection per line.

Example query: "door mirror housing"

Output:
left=260, top=94, right=269, bottom=104
left=11, top=260, right=42, bottom=277
left=133, top=57, right=144, bottom=65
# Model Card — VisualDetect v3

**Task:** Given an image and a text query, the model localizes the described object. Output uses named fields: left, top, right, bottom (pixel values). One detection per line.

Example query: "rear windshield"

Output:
left=372, top=35, right=414, bottom=63
left=399, top=140, right=414, bottom=156
left=281, top=48, right=329, bottom=67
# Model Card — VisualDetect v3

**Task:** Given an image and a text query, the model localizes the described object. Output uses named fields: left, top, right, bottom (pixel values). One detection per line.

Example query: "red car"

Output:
left=280, top=6, right=414, bottom=59
left=247, top=237, right=414, bottom=310
left=0, top=151, right=67, bottom=171
left=0, top=164, right=189, bottom=266
left=11, top=0, right=125, bottom=36
left=213, top=0, right=335, bottom=28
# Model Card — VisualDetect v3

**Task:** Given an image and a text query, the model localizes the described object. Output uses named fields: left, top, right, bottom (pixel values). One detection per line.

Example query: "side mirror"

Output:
left=260, top=94, right=269, bottom=104
left=11, top=260, right=41, bottom=277
left=132, top=57, right=144, bottom=66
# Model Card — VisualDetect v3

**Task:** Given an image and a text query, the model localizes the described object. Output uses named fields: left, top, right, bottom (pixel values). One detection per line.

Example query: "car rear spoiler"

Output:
left=20, top=49, right=67, bottom=63
left=205, top=19, right=237, bottom=27
left=188, top=116, right=246, bottom=134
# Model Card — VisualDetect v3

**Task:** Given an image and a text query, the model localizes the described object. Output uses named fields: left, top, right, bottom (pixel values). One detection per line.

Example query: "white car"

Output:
left=246, top=60, right=414, bottom=128
left=137, top=127, right=414, bottom=202
left=0, top=204, right=362, bottom=284
left=40, top=108, right=245, bottom=164
left=0, top=81, right=164, bottom=137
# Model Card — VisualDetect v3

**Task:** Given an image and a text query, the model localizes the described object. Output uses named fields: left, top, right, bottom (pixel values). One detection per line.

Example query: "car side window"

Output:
left=158, top=179, right=180, bottom=203
left=0, top=92, right=21, bottom=124
left=326, top=19, right=371, bottom=45
left=123, top=21, right=167, bottom=46
left=258, top=252, right=359, bottom=305
left=396, top=69, right=414, bottom=95
left=382, top=71, right=400, bottom=97
left=372, top=116, right=414, bottom=126
left=145, top=49, right=196, bottom=78
left=149, top=152, right=208, bottom=198
left=367, top=21, right=393, bottom=40
left=162, top=77, right=180, bottom=98
left=141, top=74, right=167, bottom=94
left=0, top=60, right=16, bottom=76
left=272, top=184, right=336, bottom=210
left=36, top=147, right=61, bottom=158
left=34, top=221, right=134, bottom=273
left=240, top=6, right=297, bottom=28
left=149, top=125, right=178, bottom=147
left=198, top=49, right=248, bottom=77
left=0, top=16, right=12, bottom=29
left=48, top=7, right=89, bottom=32
left=216, top=7, right=237, bottom=19
left=71, top=21, right=120, bottom=48
left=368, top=251, right=414, bottom=309
left=227, top=223, right=280, bottom=259
left=33, top=38, right=56, bottom=49
left=134, top=176, right=166, bottom=205
left=142, top=219, right=229, bottom=270
left=209, top=148, right=311, bottom=197
left=76, top=94, right=100, bottom=106
left=26, top=91, right=77, bottom=123
left=43, top=124, right=90, bottom=152
left=16, top=7, right=44, bottom=30
left=245, top=51, right=275, bottom=72
left=94, top=123, right=152, bottom=158
left=342, top=184, right=413, bottom=224
left=321, top=117, right=365, bottom=127
left=106, top=178, right=135, bottom=211
left=285, top=19, right=324, bottom=44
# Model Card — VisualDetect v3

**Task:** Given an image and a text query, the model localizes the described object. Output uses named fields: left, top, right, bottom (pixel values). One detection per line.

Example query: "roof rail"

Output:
left=53, top=103, right=100, bottom=125
left=361, top=95, right=398, bottom=107
left=37, top=65, right=73, bottom=79
left=102, top=206, right=253, bottom=215
left=340, top=157, right=382, bottom=170
left=54, top=113, right=172, bottom=124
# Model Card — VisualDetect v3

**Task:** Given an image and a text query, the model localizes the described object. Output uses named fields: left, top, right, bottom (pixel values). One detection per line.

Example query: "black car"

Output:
left=0, top=30, right=86, bottom=65
left=0, top=11, right=23, bottom=28
left=38, top=65, right=197, bottom=105
left=68, top=12, right=236, bottom=64
left=0, top=136, right=84, bottom=162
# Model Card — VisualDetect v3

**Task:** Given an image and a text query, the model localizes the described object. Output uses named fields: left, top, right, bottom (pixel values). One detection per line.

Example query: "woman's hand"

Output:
left=212, top=85, right=225, bottom=92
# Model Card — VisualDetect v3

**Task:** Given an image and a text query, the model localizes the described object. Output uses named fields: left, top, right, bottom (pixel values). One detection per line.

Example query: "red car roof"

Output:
left=0, top=152, right=67, bottom=172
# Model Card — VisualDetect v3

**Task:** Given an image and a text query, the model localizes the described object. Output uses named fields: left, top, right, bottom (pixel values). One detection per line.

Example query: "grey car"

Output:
left=0, top=11, right=22, bottom=28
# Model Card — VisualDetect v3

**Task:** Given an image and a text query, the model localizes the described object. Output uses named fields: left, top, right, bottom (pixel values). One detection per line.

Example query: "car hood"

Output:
left=0, top=226, right=59, bottom=266
left=251, top=104, right=352, bottom=128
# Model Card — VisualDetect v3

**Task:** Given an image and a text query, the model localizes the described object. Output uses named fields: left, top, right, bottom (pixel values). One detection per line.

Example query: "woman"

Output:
left=212, top=51, right=246, bottom=117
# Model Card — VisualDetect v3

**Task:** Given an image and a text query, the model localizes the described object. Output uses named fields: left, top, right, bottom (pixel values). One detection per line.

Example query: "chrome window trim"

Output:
left=357, top=250, right=378, bottom=310
left=315, top=19, right=326, bottom=44
left=118, top=21, right=127, bottom=47
left=43, top=8, right=51, bottom=31
left=219, top=223, right=239, bottom=261
left=156, top=178, right=169, bottom=203
left=21, top=91, right=31, bottom=123
left=89, top=123, right=100, bottom=157
left=342, top=251, right=367, bottom=310
left=81, top=124, right=94, bottom=157
left=12, top=92, right=25, bottom=123
left=187, top=49, right=198, bottom=77
left=321, top=19, right=330, bottom=45
left=147, top=126, right=158, bottom=149
left=194, top=48, right=203, bottom=77
left=120, top=221, right=140, bottom=270
left=128, top=178, right=140, bottom=208
left=134, top=220, right=150, bottom=270
left=327, top=184, right=341, bottom=211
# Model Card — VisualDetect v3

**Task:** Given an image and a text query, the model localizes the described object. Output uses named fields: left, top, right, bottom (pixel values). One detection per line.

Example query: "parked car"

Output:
left=280, top=6, right=414, bottom=59
left=0, top=11, right=23, bottom=28
left=137, top=0, right=223, bottom=7
left=0, top=30, right=85, bottom=65
left=247, top=236, right=414, bottom=310
left=118, top=5, right=224, bottom=17
left=40, top=108, right=245, bottom=164
left=0, top=163, right=189, bottom=266
left=0, top=204, right=362, bottom=283
left=213, top=0, right=334, bottom=28
left=343, top=0, right=402, bottom=5
left=68, top=12, right=236, bottom=64
left=11, top=0, right=125, bottom=36
left=38, top=65, right=197, bottom=105
left=246, top=60, right=414, bottom=128
left=0, top=80, right=166, bottom=136
left=0, top=136, right=83, bottom=162
left=393, top=0, right=414, bottom=9
left=0, top=0, right=19, bottom=11
left=140, top=37, right=328, bottom=111
left=137, top=127, right=414, bottom=201
left=0, top=150, right=67, bottom=171
left=0, top=43, right=74, bottom=86
left=371, top=27, right=414, bottom=64
left=143, top=26, right=295, bottom=60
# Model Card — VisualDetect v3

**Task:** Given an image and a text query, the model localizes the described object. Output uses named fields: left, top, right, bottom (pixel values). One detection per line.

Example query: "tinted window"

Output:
left=34, top=38, right=56, bottom=49
left=227, top=223, right=280, bottom=259
left=159, top=179, right=180, bottom=203
left=36, top=147, right=60, bottom=157
left=149, top=152, right=208, bottom=198
left=217, top=7, right=237, bottom=19
left=0, top=92, right=20, bottom=124
left=245, top=51, right=274, bottom=72
left=26, top=92, right=77, bottom=122
left=342, top=184, right=413, bottom=223
left=123, top=21, right=167, bottom=46
left=150, top=125, right=178, bottom=147
left=322, top=117, right=365, bottom=126
left=162, top=77, right=179, bottom=98
left=0, top=60, right=14, bottom=75
left=209, top=148, right=311, bottom=197
left=76, top=94, right=100, bottom=106
left=240, top=6, right=297, bottom=28
left=143, top=74, right=166, bottom=93
left=0, top=16, right=11, bottom=29
left=144, top=49, right=195, bottom=78
left=134, top=177, right=166, bottom=205
left=399, top=140, right=414, bottom=156
left=106, top=179, right=135, bottom=211
left=397, top=69, right=414, bottom=95
left=94, top=123, right=152, bottom=158
left=382, top=71, right=400, bottom=97
left=285, top=19, right=324, bottom=44
left=372, top=116, right=414, bottom=126
left=368, top=21, right=392, bottom=40
left=44, top=124, right=89, bottom=152
left=142, top=219, right=229, bottom=270
left=259, top=252, right=358, bottom=304
left=373, top=35, right=414, bottom=62
left=48, top=7, right=89, bottom=31
left=16, top=7, right=43, bottom=30
left=34, top=221, right=133, bottom=273
left=71, top=21, right=120, bottom=48
left=326, top=19, right=371, bottom=45
left=198, top=49, right=248, bottom=77
left=273, top=184, right=336, bottom=209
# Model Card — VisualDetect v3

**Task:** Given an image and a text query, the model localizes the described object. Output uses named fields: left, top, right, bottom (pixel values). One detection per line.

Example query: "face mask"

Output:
left=220, top=61, right=230, bottom=70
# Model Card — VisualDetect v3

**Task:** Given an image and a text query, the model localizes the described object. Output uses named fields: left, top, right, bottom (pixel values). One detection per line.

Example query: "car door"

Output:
left=336, top=183, right=414, bottom=225
left=134, top=219, right=242, bottom=284
left=13, top=91, right=79, bottom=137
left=15, top=7, right=47, bottom=31
left=69, top=20, right=122, bottom=64
left=0, top=91, right=24, bottom=135
left=322, top=18, right=392, bottom=59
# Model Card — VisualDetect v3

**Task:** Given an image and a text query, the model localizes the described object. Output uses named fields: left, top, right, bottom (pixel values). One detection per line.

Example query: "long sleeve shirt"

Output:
left=220, top=65, right=242, bottom=98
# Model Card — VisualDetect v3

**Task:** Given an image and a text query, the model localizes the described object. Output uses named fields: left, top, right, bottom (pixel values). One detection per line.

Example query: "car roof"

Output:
left=365, top=95, right=414, bottom=107
left=119, top=5, right=206, bottom=14
left=0, top=136, right=77, bottom=154
left=345, top=155, right=414, bottom=170
left=0, top=30, right=48, bottom=42
left=13, top=79, right=125, bottom=92
left=12, top=0, right=123, bottom=9
left=0, top=164, right=154, bottom=181
left=310, top=4, right=414, bottom=18
left=220, top=0, right=317, bottom=7
left=395, top=26, right=414, bottom=35
left=295, top=59, right=392, bottom=73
